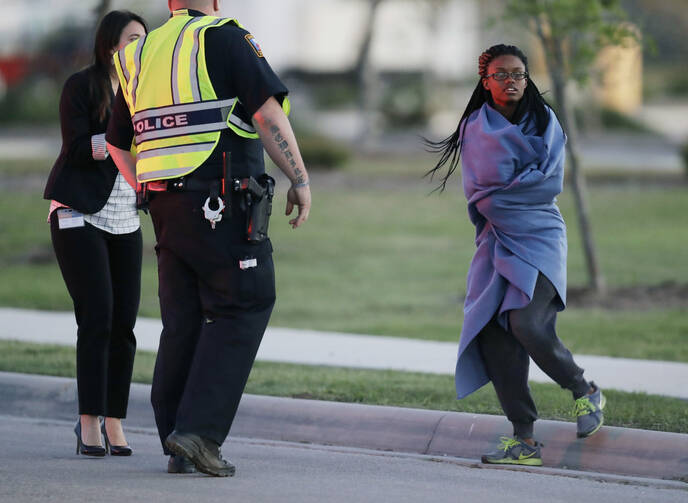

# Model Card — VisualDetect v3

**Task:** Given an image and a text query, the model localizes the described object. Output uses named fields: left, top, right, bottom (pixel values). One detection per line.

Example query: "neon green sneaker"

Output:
left=574, top=382, right=606, bottom=438
left=481, top=436, right=543, bottom=466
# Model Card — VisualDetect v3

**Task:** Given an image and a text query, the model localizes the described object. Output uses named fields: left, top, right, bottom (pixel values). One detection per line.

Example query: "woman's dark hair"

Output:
left=425, top=44, right=552, bottom=191
left=89, top=10, right=148, bottom=122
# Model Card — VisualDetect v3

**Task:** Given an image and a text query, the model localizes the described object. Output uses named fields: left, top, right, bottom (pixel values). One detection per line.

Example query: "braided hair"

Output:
left=425, top=44, right=552, bottom=191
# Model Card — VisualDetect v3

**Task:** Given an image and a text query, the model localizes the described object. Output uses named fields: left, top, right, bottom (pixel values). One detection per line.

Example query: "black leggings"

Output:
left=50, top=212, right=142, bottom=418
left=477, top=273, right=589, bottom=439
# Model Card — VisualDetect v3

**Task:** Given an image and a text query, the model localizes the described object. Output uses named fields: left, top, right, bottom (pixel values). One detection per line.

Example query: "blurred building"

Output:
left=0, top=1, right=94, bottom=56
left=1, top=0, right=480, bottom=80
left=5, top=0, right=679, bottom=131
left=229, top=0, right=480, bottom=80
left=595, top=35, right=643, bottom=114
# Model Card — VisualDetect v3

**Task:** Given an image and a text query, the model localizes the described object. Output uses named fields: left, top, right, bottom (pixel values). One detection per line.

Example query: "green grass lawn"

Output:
left=1, top=340, right=686, bottom=434
left=1, top=157, right=687, bottom=363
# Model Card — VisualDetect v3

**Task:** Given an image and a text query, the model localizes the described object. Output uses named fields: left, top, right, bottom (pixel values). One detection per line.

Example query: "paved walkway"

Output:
left=2, top=307, right=687, bottom=399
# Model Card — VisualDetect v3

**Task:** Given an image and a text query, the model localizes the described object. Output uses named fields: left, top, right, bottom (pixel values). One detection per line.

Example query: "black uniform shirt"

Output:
left=106, top=10, right=288, bottom=180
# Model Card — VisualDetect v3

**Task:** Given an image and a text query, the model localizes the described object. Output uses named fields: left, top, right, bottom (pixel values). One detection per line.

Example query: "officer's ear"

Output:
left=213, top=0, right=221, bottom=14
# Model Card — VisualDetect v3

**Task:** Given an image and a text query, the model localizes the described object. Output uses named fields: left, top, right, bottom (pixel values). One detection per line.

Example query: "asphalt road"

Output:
left=0, top=415, right=685, bottom=503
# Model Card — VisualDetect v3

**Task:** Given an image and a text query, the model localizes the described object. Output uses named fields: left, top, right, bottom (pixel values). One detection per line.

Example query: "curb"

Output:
left=5, top=307, right=688, bottom=400
left=1, top=371, right=686, bottom=483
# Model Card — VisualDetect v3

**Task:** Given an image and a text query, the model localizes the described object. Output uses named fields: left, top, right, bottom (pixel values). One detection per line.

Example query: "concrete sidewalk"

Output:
left=2, top=307, right=688, bottom=399
left=2, top=371, right=687, bottom=485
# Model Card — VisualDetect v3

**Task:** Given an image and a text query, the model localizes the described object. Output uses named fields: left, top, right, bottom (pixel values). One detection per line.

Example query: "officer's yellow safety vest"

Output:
left=113, top=10, right=287, bottom=182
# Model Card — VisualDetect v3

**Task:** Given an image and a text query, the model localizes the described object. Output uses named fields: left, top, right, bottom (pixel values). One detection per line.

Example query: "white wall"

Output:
left=223, top=0, right=480, bottom=78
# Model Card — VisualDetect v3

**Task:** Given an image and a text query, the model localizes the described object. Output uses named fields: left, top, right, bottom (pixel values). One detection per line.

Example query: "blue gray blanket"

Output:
left=455, top=103, right=568, bottom=399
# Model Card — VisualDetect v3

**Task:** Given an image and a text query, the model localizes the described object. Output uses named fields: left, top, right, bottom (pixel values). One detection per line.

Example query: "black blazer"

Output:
left=44, top=67, right=119, bottom=214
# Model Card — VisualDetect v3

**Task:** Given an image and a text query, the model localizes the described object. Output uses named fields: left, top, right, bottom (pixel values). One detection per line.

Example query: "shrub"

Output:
left=379, top=76, right=429, bottom=128
left=0, top=77, right=60, bottom=124
left=599, top=107, right=654, bottom=134
left=680, top=139, right=688, bottom=178
left=295, top=131, right=351, bottom=170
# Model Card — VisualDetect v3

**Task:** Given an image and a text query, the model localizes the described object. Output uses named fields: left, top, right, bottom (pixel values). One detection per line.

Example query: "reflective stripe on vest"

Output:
left=132, top=98, right=237, bottom=143
left=113, top=10, right=260, bottom=182
left=115, top=36, right=146, bottom=114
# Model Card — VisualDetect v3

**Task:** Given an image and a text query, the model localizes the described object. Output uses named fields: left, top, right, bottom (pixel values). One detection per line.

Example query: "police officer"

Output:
left=106, top=0, right=311, bottom=477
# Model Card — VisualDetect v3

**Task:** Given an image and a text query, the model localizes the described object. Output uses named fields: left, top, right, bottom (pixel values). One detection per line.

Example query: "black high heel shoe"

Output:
left=74, top=420, right=106, bottom=457
left=101, top=421, right=133, bottom=456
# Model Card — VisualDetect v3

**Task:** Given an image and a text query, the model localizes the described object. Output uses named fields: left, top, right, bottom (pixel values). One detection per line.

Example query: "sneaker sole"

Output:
left=165, top=436, right=235, bottom=478
left=481, top=455, right=543, bottom=466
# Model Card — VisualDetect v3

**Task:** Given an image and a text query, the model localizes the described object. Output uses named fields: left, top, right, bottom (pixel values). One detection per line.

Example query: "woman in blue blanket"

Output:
left=427, top=44, right=605, bottom=466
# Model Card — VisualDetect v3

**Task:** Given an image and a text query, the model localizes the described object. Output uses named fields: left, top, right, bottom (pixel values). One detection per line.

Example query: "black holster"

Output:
left=135, top=183, right=150, bottom=213
left=233, top=174, right=275, bottom=243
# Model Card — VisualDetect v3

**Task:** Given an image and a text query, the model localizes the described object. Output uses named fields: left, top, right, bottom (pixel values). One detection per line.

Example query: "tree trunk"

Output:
left=94, top=0, right=112, bottom=25
left=547, top=39, right=606, bottom=294
left=354, top=0, right=384, bottom=144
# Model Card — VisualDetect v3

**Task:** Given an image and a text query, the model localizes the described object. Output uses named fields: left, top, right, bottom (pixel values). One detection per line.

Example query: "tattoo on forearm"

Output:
left=293, top=168, right=304, bottom=184
left=271, top=124, right=301, bottom=178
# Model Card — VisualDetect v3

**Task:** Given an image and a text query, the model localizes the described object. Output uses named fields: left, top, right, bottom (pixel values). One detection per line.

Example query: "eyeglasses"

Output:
left=484, top=72, right=528, bottom=81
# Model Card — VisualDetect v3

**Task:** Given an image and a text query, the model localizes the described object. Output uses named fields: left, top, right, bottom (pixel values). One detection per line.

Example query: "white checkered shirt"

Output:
left=48, top=134, right=140, bottom=234
left=83, top=172, right=140, bottom=234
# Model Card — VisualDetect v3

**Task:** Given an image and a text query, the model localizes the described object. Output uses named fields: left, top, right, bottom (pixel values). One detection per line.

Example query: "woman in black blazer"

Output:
left=44, top=10, right=147, bottom=457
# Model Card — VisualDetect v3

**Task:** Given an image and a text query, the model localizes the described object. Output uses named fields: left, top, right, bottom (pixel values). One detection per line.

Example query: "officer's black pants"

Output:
left=148, top=191, right=275, bottom=451
left=477, top=273, right=590, bottom=439
left=50, top=212, right=141, bottom=418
